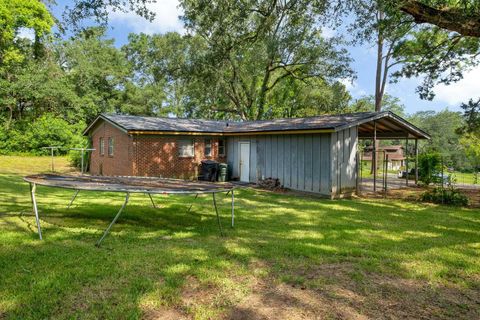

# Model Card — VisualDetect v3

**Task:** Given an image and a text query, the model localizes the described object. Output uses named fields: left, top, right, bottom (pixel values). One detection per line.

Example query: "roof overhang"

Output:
left=337, top=112, right=430, bottom=140
left=83, top=115, right=129, bottom=136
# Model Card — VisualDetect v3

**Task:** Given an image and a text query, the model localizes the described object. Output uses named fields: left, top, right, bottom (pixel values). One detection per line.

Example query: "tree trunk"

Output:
left=372, top=10, right=384, bottom=174
left=256, top=63, right=272, bottom=120
left=374, top=10, right=385, bottom=112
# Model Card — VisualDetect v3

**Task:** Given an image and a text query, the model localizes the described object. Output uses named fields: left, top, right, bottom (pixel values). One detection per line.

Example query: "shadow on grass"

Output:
left=1, top=174, right=480, bottom=319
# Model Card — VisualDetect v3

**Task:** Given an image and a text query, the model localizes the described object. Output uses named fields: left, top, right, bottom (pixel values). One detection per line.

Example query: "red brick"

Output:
left=89, top=121, right=226, bottom=178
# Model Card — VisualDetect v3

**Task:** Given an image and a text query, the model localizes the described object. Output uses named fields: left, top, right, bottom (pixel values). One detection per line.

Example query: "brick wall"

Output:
left=88, top=120, right=227, bottom=178
left=133, top=135, right=227, bottom=178
left=89, top=122, right=134, bottom=176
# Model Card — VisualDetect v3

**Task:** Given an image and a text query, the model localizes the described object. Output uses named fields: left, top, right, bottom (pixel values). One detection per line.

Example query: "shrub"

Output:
left=421, top=186, right=469, bottom=206
left=0, top=114, right=86, bottom=155
left=418, top=153, right=442, bottom=185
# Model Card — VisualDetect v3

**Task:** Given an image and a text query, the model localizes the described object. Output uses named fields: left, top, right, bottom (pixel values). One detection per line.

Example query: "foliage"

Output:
left=62, top=0, right=155, bottom=31
left=58, top=27, right=132, bottom=123
left=349, top=94, right=406, bottom=116
left=460, top=133, right=480, bottom=170
left=421, top=186, right=469, bottom=206
left=458, top=98, right=480, bottom=134
left=417, top=152, right=441, bottom=185
left=0, top=0, right=53, bottom=66
left=407, top=109, right=474, bottom=170
left=391, top=26, right=480, bottom=100
left=123, top=29, right=353, bottom=120
left=0, top=114, right=85, bottom=155
left=179, top=0, right=353, bottom=120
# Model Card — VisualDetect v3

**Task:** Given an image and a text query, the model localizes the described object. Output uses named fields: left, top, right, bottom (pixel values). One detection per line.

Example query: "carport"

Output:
left=355, top=112, right=431, bottom=193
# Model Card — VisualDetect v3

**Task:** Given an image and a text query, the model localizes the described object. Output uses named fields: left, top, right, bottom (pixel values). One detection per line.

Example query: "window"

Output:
left=108, top=137, right=114, bottom=156
left=178, top=139, right=194, bottom=157
left=218, top=139, right=226, bottom=156
left=204, top=139, right=212, bottom=156
left=99, top=137, right=105, bottom=156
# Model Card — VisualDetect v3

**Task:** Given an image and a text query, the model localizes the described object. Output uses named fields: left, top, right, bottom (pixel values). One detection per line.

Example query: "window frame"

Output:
left=99, top=137, right=105, bottom=156
left=178, top=138, right=195, bottom=158
left=204, top=138, right=212, bottom=157
left=218, top=138, right=226, bottom=156
left=108, top=137, right=114, bottom=157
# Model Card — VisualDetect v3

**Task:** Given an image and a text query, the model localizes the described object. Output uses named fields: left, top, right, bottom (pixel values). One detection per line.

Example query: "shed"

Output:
left=83, top=111, right=430, bottom=198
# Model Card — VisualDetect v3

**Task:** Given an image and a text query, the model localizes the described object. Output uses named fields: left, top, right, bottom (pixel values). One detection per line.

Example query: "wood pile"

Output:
left=257, top=178, right=284, bottom=191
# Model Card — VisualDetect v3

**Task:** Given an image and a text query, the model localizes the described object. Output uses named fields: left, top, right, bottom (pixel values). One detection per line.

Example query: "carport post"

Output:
left=384, top=154, right=388, bottom=198
left=29, top=183, right=42, bottom=240
left=405, top=138, right=409, bottom=186
left=231, top=189, right=234, bottom=227
left=96, top=192, right=130, bottom=247
left=414, top=139, right=419, bottom=184
left=373, top=121, right=377, bottom=192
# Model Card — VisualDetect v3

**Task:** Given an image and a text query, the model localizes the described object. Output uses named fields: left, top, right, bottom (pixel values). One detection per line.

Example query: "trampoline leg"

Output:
left=147, top=193, right=156, bottom=208
left=187, top=194, right=199, bottom=213
left=29, top=183, right=42, bottom=240
left=96, top=192, right=130, bottom=247
left=212, top=192, right=224, bottom=236
left=67, top=190, right=80, bottom=209
left=231, top=189, right=234, bottom=228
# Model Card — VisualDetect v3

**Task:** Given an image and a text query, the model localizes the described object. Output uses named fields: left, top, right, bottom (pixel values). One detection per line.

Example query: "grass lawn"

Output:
left=452, top=171, right=479, bottom=185
left=1, top=156, right=479, bottom=319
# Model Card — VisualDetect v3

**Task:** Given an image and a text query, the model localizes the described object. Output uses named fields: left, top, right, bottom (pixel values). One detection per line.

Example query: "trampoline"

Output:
left=24, top=174, right=237, bottom=246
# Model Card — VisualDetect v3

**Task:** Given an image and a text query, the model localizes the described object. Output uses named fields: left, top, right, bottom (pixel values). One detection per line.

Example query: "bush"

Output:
left=0, top=114, right=86, bottom=155
left=418, top=153, right=442, bottom=185
left=421, top=186, right=469, bottom=206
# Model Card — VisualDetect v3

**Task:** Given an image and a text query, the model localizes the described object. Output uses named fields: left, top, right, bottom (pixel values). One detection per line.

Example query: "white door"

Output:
left=239, top=142, right=250, bottom=182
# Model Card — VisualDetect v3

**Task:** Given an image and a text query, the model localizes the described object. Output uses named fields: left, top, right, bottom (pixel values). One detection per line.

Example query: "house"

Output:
left=83, top=111, right=430, bottom=197
left=362, top=145, right=406, bottom=171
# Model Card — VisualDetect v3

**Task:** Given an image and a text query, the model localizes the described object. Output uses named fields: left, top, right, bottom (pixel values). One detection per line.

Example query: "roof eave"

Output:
left=335, top=111, right=431, bottom=140
left=83, top=114, right=129, bottom=136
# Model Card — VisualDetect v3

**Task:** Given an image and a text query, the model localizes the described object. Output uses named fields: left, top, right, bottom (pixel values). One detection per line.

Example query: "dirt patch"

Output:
left=142, top=306, right=189, bottom=320
left=224, top=263, right=480, bottom=320
left=181, top=275, right=218, bottom=309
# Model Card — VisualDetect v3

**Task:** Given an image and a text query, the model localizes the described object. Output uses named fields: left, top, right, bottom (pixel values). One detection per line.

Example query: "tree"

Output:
left=179, top=0, right=353, bottom=120
left=408, top=109, right=472, bottom=169
left=0, top=0, right=53, bottom=66
left=268, top=78, right=352, bottom=118
left=62, top=0, right=155, bottom=31
left=460, top=133, right=480, bottom=170
left=458, top=98, right=480, bottom=134
left=348, top=1, right=415, bottom=111
left=0, top=0, right=54, bottom=127
left=385, top=0, right=480, bottom=100
left=58, top=27, right=131, bottom=123
left=349, top=94, right=406, bottom=116
left=398, top=0, right=480, bottom=38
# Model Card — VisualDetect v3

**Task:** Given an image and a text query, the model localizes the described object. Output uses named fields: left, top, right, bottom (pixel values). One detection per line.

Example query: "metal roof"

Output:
left=83, top=112, right=430, bottom=139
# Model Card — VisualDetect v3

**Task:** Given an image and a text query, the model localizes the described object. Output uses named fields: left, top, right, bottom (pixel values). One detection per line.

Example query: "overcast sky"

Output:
left=46, top=0, right=480, bottom=115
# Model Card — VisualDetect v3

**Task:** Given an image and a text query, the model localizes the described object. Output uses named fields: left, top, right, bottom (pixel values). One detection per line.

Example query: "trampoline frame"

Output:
left=24, top=175, right=236, bottom=246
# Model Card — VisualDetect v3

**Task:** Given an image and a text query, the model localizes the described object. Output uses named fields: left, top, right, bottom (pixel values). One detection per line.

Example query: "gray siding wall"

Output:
left=330, top=127, right=358, bottom=195
left=227, top=133, right=333, bottom=195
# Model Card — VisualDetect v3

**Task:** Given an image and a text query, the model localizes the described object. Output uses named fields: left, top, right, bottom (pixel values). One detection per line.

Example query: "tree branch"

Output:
left=400, top=1, right=480, bottom=37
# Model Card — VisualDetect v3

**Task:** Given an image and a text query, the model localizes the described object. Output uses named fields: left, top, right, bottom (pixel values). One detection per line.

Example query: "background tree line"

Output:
left=0, top=0, right=479, bottom=171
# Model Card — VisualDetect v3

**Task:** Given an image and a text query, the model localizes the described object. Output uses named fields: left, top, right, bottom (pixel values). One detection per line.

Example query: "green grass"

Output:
left=1, top=156, right=479, bottom=319
left=451, top=171, right=479, bottom=185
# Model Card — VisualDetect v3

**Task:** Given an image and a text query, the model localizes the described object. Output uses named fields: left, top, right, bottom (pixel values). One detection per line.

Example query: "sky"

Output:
left=42, top=0, right=480, bottom=115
